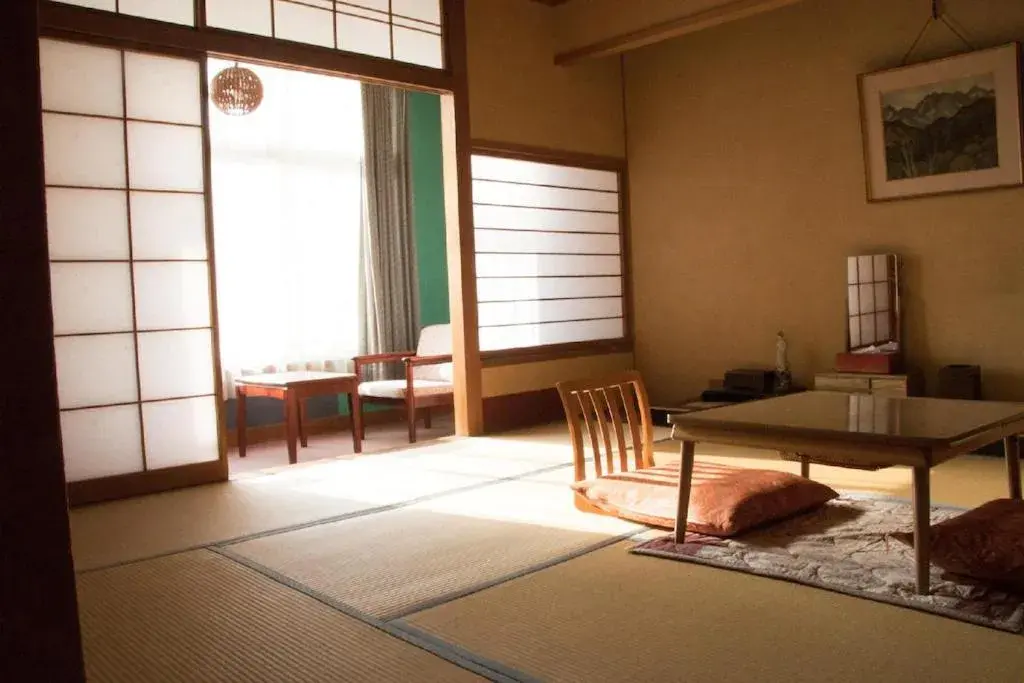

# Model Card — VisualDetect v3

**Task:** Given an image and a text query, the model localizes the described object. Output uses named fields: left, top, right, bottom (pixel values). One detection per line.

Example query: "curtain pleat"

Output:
left=359, top=84, right=420, bottom=380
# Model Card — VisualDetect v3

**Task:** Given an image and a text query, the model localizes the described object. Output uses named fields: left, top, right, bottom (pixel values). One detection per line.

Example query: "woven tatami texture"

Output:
left=406, top=541, right=1024, bottom=683
left=226, top=475, right=639, bottom=620
left=76, top=549, right=483, bottom=683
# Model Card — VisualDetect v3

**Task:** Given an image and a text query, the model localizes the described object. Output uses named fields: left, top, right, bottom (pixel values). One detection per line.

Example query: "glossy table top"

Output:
left=235, top=371, right=356, bottom=386
left=670, top=391, right=1024, bottom=447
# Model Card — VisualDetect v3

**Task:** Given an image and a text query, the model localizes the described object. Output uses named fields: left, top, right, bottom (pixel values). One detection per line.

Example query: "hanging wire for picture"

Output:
left=211, top=63, right=264, bottom=116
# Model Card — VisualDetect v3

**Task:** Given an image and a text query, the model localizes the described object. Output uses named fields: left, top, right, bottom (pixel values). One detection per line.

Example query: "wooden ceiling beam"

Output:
left=554, top=0, right=805, bottom=65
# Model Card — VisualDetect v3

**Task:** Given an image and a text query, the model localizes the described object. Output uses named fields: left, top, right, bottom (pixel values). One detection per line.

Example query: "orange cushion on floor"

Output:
left=573, top=463, right=838, bottom=537
left=928, top=498, right=1024, bottom=590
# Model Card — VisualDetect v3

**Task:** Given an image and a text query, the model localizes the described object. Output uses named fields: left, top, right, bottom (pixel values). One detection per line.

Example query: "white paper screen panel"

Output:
left=478, top=298, right=623, bottom=327
left=475, top=229, right=620, bottom=255
left=477, top=276, right=622, bottom=303
left=53, top=0, right=196, bottom=25
left=472, top=153, right=625, bottom=351
left=479, top=319, right=625, bottom=352
left=61, top=406, right=145, bottom=481
left=40, top=38, right=220, bottom=483
left=205, top=0, right=444, bottom=69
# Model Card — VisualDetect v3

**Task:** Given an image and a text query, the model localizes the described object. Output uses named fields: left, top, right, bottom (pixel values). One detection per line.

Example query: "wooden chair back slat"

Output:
left=556, top=371, right=654, bottom=482
left=603, top=386, right=630, bottom=471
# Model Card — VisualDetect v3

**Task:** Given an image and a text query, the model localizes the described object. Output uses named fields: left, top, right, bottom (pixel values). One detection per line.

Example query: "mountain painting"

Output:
left=881, top=73, right=998, bottom=180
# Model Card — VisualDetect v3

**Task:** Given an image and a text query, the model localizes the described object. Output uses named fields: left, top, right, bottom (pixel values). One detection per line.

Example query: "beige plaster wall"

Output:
left=465, top=0, right=632, bottom=397
left=626, top=0, right=1024, bottom=403
left=465, top=0, right=625, bottom=156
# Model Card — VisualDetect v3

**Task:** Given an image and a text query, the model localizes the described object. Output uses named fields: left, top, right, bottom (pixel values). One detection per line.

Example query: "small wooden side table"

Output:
left=235, top=371, right=362, bottom=465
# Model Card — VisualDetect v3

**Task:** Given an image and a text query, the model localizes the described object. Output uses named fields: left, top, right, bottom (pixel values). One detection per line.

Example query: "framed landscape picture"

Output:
left=859, top=43, right=1023, bottom=201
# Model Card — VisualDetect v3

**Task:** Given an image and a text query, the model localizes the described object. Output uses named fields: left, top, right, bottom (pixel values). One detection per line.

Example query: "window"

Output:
left=53, top=0, right=195, bottom=26
left=208, top=59, right=364, bottom=388
left=471, top=153, right=626, bottom=353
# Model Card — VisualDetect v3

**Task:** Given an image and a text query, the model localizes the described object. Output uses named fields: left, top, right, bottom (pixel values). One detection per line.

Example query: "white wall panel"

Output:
left=127, top=122, right=204, bottom=191
left=39, top=39, right=123, bottom=117
left=479, top=318, right=625, bottom=352
left=142, top=397, right=220, bottom=469
left=475, top=229, right=620, bottom=255
left=476, top=253, right=621, bottom=278
left=46, top=189, right=130, bottom=260
left=54, top=334, right=139, bottom=409
left=125, top=53, right=202, bottom=125
left=137, top=329, right=216, bottom=400
left=50, top=263, right=134, bottom=335
left=61, top=406, right=144, bottom=482
left=473, top=204, right=619, bottom=234
left=130, top=192, right=208, bottom=260
left=473, top=179, right=619, bottom=212
left=134, top=262, right=212, bottom=331
left=43, top=114, right=126, bottom=188
left=477, top=276, right=622, bottom=303
left=205, top=0, right=274, bottom=36
left=472, top=155, right=618, bottom=192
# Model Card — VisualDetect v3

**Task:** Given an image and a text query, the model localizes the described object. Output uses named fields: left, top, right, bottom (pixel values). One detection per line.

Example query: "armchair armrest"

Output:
left=403, top=354, right=453, bottom=367
left=352, top=351, right=415, bottom=378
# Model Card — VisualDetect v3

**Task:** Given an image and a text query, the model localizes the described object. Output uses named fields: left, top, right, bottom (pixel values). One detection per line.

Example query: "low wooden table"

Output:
left=235, top=371, right=362, bottom=465
left=669, top=391, right=1024, bottom=595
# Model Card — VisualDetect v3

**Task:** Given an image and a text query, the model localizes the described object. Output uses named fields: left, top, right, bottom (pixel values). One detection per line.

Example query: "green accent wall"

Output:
left=408, top=90, right=450, bottom=326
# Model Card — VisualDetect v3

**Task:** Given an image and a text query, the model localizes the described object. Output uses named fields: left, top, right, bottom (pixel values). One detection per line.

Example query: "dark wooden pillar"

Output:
left=0, top=2, right=85, bottom=681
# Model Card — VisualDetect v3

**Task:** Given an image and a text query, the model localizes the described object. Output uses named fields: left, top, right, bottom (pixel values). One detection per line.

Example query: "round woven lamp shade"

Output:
left=211, top=64, right=264, bottom=116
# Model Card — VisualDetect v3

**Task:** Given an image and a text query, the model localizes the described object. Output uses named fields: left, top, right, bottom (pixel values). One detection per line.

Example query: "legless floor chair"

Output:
left=353, top=324, right=453, bottom=443
left=556, top=371, right=657, bottom=516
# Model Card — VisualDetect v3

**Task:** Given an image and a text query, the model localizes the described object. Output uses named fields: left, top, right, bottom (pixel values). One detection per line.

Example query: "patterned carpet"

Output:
left=633, top=495, right=1024, bottom=632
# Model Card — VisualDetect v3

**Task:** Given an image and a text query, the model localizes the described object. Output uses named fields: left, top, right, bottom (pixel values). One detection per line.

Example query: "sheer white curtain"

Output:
left=208, top=59, right=364, bottom=396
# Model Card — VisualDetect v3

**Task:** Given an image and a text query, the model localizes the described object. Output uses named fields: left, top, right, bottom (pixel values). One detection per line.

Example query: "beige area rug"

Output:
left=224, top=475, right=640, bottom=620
left=76, top=550, right=483, bottom=683
left=633, top=495, right=1024, bottom=633
left=71, top=436, right=577, bottom=572
left=405, top=542, right=1024, bottom=683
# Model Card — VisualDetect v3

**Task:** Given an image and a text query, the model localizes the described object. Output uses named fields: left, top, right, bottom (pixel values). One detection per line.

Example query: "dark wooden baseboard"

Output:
left=68, top=460, right=226, bottom=507
left=482, top=388, right=565, bottom=434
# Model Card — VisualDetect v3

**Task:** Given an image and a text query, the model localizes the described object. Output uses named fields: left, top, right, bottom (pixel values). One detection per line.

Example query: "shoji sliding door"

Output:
left=39, top=38, right=224, bottom=503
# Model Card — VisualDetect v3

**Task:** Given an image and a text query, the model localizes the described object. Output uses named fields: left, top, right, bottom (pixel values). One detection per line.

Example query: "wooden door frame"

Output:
left=38, top=0, right=483, bottom=506
left=1, top=2, right=86, bottom=681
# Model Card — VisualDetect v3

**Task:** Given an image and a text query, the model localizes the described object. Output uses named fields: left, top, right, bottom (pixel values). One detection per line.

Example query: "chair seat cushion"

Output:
left=925, top=498, right=1024, bottom=589
left=573, top=461, right=838, bottom=537
left=358, top=379, right=453, bottom=399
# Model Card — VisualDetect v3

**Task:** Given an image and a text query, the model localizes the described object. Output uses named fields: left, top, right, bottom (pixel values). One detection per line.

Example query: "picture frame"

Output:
left=858, top=43, right=1023, bottom=202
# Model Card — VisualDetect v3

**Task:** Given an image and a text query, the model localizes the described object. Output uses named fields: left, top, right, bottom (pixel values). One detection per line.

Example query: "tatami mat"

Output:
left=71, top=436, right=576, bottom=571
left=224, top=477, right=640, bottom=620
left=406, top=541, right=1024, bottom=683
left=76, top=550, right=484, bottom=683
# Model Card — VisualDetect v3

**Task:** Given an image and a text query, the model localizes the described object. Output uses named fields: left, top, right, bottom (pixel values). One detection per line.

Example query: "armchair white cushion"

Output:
left=412, top=323, right=453, bottom=382
left=358, top=379, right=452, bottom=399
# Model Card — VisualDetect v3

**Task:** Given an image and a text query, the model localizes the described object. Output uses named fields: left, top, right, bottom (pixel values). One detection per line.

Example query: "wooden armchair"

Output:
left=556, top=371, right=655, bottom=514
left=352, top=324, right=454, bottom=443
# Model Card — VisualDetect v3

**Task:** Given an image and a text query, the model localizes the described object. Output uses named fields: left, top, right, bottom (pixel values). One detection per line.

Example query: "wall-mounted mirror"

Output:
left=846, top=253, right=900, bottom=352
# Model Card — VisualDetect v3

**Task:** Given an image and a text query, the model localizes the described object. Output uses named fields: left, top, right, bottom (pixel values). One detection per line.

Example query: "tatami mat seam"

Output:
left=76, top=460, right=575, bottom=575
left=385, top=529, right=642, bottom=620
left=209, top=546, right=531, bottom=683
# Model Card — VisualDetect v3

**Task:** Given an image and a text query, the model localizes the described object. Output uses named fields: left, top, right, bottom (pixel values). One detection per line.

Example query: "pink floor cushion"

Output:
left=927, top=498, right=1024, bottom=590
left=573, top=462, right=838, bottom=537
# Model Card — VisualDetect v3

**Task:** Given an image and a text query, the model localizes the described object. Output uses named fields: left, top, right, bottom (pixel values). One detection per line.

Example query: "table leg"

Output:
left=236, top=390, right=247, bottom=458
left=348, top=391, right=362, bottom=454
left=673, top=440, right=697, bottom=544
left=912, top=466, right=931, bottom=595
left=1005, top=436, right=1022, bottom=500
left=799, top=455, right=810, bottom=479
left=298, top=399, right=308, bottom=448
left=284, top=393, right=299, bottom=465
